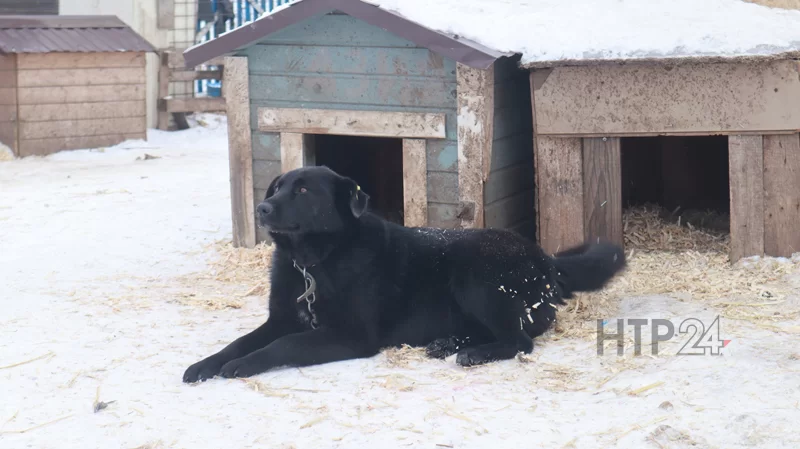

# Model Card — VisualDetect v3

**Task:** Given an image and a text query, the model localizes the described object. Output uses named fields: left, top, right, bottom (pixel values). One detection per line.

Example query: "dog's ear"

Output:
left=265, top=174, right=282, bottom=199
left=340, top=177, right=369, bottom=218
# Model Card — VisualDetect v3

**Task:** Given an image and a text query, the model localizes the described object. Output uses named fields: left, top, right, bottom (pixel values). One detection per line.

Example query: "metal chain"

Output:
left=294, top=261, right=319, bottom=329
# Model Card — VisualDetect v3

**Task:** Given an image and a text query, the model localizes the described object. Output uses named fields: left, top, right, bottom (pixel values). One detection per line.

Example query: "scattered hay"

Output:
left=555, top=206, right=800, bottom=339
left=381, top=345, right=429, bottom=368
left=0, top=145, right=14, bottom=161
left=745, top=0, right=800, bottom=9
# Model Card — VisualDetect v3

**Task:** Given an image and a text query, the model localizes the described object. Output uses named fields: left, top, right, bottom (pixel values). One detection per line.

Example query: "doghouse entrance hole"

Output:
left=310, top=134, right=405, bottom=224
left=621, top=136, right=730, bottom=233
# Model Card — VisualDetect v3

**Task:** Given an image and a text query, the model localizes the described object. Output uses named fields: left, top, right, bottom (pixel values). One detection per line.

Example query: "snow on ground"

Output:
left=2, top=115, right=800, bottom=448
left=374, top=0, right=800, bottom=64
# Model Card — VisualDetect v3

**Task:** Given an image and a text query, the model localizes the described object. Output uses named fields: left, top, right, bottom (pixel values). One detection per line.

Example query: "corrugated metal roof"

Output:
left=0, top=15, right=156, bottom=54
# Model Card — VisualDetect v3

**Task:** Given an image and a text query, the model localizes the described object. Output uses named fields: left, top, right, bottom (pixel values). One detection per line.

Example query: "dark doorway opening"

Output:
left=621, top=136, right=730, bottom=233
left=311, top=134, right=405, bottom=225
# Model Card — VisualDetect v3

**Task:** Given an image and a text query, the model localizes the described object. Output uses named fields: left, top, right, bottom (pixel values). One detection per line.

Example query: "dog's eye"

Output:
left=297, top=187, right=308, bottom=194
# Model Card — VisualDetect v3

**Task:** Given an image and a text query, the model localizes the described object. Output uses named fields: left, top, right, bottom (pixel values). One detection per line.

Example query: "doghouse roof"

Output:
left=0, top=15, right=155, bottom=54
left=184, top=0, right=800, bottom=69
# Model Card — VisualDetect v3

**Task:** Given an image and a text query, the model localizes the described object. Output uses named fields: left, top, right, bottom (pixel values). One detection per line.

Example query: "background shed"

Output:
left=184, top=0, right=536, bottom=247
left=0, top=15, right=155, bottom=158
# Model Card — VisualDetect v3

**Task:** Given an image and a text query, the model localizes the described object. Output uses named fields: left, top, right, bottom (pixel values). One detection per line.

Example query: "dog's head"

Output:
left=256, top=166, right=370, bottom=234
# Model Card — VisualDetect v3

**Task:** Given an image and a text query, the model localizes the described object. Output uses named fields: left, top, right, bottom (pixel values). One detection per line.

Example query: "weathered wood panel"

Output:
left=763, top=134, right=800, bottom=257
left=225, top=56, right=256, bottom=248
left=402, top=139, right=428, bottom=227
left=18, top=85, right=146, bottom=104
left=245, top=13, right=460, bottom=229
left=252, top=132, right=281, bottom=161
left=583, top=138, right=623, bottom=247
left=253, top=160, right=283, bottom=189
left=426, top=171, right=458, bottom=204
left=533, top=61, right=800, bottom=136
left=18, top=133, right=144, bottom=157
left=17, top=67, right=146, bottom=87
left=425, top=140, right=457, bottom=172
left=485, top=56, right=535, bottom=239
left=166, top=97, right=226, bottom=113
left=17, top=53, right=145, bottom=70
left=0, top=53, right=17, bottom=155
left=728, top=135, right=765, bottom=261
left=457, top=63, right=494, bottom=229
left=247, top=45, right=455, bottom=78
left=258, top=13, right=418, bottom=48
left=19, top=101, right=146, bottom=122
left=258, top=108, right=446, bottom=139
left=20, top=117, right=145, bottom=140
left=249, top=74, right=457, bottom=109
left=535, top=137, right=584, bottom=254
left=280, top=132, right=304, bottom=173
left=427, top=203, right=460, bottom=228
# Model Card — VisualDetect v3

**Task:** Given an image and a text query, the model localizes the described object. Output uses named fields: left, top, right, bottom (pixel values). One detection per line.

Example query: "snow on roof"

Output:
left=373, top=0, right=800, bottom=67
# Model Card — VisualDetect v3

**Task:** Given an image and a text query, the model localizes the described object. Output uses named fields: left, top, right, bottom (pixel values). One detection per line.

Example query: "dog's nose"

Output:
left=257, top=202, right=273, bottom=216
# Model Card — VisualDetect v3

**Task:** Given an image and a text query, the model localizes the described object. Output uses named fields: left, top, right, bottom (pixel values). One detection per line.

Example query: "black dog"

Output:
left=183, top=166, right=625, bottom=382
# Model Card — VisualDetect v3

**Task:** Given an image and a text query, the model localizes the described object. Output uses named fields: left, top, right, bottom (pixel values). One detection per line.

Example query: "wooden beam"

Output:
left=225, top=56, right=256, bottom=249
left=402, top=138, right=428, bottom=227
left=763, top=134, right=800, bottom=257
left=583, top=137, right=623, bottom=247
left=456, top=62, right=494, bottom=229
left=535, top=137, right=584, bottom=254
left=279, top=133, right=304, bottom=173
left=165, top=97, right=226, bottom=113
left=169, top=52, right=226, bottom=69
left=258, top=107, right=446, bottom=139
left=533, top=61, right=800, bottom=136
left=728, top=135, right=765, bottom=262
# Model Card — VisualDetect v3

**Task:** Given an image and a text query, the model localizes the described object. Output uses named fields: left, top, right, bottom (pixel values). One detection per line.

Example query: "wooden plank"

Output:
left=252, top=132, right=281, bottom=161
left=0, top=54, right=17, bottom=155
left=728, top=135, right=765, bottom=261
left=158, top=0, right=175, bottom=29
left=456, top=62, right=494, bottom=228
left=534, top=61, right=800, bottom=136
left=19, top=117, right=145, bottom=140
left=17, top=53, right=145, bottom=70
left=535, top=137, right=584, bottom=254
left=583, top=137, right=623, bottom=247
left=169, top=70, right=223, bottom=82
left=427, top=203, right=461, bottom=228
left=280, top=133, right=304, bottom=173
left=225, top=56, right=256, bottom=249
left=426, top=171, right=458, bottom=204
left=19, top=101, right=145, bottom=122
left=258, top=107, right=446, bottom=139
left=18, top=133, right=144, bottom=157
left=18, top=85, right=146, bottom=104
left=0, top=88, right=16, bottom=106
left=244, top=44, right=456, bottom=79
left=763, top=134, right=800, bottom=257
left=402, top=139, right=428, bottom=227
left=17, top=67, right=145, bottom=88
left=166, top=97, right=226, bottom=113
left=253, top=160, right=283, bottom=189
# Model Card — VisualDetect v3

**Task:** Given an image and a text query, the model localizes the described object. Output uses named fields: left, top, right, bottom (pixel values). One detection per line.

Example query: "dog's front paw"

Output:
left=426, top=338, right=457, bottom=359
left=220, top=357, right=263, bottom=379
left=183, top=355, right=226, bottom=383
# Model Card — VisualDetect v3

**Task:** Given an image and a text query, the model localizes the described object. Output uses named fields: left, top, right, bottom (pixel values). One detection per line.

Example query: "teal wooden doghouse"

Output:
left=184, top=0, right=537, bottom=247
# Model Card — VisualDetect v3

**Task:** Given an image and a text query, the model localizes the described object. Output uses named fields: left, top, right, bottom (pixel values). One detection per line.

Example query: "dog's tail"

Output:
left=550, top=241, right=626, bottom=299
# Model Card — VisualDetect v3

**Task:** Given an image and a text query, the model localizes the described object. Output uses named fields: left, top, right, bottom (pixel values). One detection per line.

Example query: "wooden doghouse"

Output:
left=529, top=59, right=800, bottom=261
left=184, top=0, right=537, bottom=247
left=0, top=16, right=155, bottom=158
